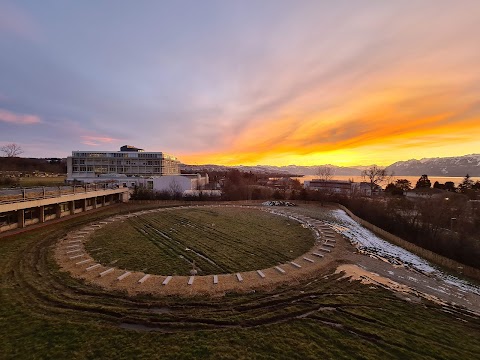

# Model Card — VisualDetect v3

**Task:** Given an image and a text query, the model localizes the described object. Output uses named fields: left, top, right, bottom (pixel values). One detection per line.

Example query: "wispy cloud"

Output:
left=2, top=1, right=480, bottom=164
left=80, top=135, right=121, bottom=146
left=0, top=108, right=42, bottom=125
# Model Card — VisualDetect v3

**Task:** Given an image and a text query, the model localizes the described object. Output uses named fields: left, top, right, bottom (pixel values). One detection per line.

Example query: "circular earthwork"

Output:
left=55, top=205, right=339, bottom=296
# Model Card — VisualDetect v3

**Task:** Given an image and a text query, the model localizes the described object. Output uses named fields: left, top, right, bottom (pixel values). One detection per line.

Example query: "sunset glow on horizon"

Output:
left=1, top=1, right=480, bottom=166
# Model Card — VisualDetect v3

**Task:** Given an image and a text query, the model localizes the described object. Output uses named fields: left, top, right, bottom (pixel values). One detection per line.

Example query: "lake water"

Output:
left=293, top=175, right=480, bottom=187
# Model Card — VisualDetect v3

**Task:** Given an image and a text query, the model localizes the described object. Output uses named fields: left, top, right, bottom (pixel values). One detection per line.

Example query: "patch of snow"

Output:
left=330, top=209, right=480, bottom=296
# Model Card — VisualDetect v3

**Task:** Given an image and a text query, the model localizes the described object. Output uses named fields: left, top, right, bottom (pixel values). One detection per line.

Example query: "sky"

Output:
left=1, top=0, right=480, bottom=166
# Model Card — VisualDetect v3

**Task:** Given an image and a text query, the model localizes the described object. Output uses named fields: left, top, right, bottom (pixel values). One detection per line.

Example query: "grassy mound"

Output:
left=1, top=202, right=480, bottom=359
left=86, top=206, right=314, bottom=275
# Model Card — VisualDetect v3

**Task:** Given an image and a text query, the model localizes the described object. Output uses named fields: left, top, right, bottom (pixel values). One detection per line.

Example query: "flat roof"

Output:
left=71, top=150, right=178, bottom=160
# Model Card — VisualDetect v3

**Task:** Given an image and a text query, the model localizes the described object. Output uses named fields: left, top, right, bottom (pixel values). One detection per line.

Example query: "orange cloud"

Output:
left=179, top=77, right=480, bottom=166
left=0, top=108, right=42, bottom=125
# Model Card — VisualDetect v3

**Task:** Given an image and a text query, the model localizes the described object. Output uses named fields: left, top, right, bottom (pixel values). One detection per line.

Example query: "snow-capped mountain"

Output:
left=385, top=154, right=480, bottom=176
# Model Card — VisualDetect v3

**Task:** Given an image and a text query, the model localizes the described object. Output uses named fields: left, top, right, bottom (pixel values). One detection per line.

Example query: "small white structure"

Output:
left=139, top=174, right=209, bottom=194
left=63, top=173, right=209, bottom=196
left=304, top=179, right=373, bottom=196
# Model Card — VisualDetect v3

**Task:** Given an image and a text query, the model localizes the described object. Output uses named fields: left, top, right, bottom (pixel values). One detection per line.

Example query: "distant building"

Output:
left=67, top=145, right=180, bottom=181
left=353, top=182, right=377, bottom=196
left=139, top=174, right=209, bottom=193
left=304, top=179, right=352, bottom=193
left=304, top=179, right=375, bottom=196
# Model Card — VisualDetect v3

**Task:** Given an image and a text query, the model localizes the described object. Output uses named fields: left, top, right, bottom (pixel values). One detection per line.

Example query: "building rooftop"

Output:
left=120, top=145, right=144, bottom=152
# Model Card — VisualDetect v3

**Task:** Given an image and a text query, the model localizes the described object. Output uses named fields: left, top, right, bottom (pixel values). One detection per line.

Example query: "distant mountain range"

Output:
left=181, top=164, right=363, bottom=176
left=385, top=154, right=480, bottom=177
left=182, top=154, right=480, bottom=177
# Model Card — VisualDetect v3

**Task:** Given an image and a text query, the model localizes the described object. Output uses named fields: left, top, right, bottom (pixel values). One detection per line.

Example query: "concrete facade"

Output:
left=67, top=145, right=180, bottom=181
left=0, top=187, right=129, bottom=234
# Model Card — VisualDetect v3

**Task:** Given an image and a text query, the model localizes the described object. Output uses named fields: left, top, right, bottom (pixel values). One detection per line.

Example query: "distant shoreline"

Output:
left=293, top=175, right=480, bottom=186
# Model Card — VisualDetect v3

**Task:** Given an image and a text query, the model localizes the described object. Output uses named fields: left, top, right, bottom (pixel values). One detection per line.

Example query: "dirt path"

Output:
left=340, top=254, right=480, bottom=314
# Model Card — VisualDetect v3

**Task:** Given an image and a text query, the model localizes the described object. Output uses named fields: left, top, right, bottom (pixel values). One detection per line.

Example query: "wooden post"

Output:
left=18, top=209, right=25, bottom=228
left=55, top=204, right=62, bottom=218
left=39, top=206, right=45, bottom=223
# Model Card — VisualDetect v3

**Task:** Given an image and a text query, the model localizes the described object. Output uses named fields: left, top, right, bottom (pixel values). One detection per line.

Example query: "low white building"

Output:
left=304, top=180, right=352, bottom=193
left=304, top=179, right=374, bottom=196
left=66, top=173, right=209, bottom=196
left=139, top=174, right=209, bottom=194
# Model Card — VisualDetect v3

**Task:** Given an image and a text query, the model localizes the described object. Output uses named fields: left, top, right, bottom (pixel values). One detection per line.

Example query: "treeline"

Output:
left=385, top=174, right=480, bottom=199
left=220, top=169, right=304, bottom=200
left=0, top=157, right=66, bottom=173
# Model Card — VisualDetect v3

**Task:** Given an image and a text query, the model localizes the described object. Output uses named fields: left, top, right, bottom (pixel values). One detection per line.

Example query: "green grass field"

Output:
left=19, top=175, right=66, bottom=187
left=86, top=207, right=314, bottom=275
left=1, top=202, right=480, bottom=359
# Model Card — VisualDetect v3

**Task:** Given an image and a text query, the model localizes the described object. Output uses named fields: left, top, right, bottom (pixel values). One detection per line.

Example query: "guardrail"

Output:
left=0, top=184, right=126, bottom=205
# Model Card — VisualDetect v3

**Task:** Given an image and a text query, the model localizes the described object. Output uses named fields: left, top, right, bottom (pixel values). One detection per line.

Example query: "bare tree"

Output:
left=1, top=143, right=23, bottom=157
left=316, top=165, right=334, bottom=181
left=361, top=165, right=392, bottom=194
left=168, top=178, right=183, bottom=199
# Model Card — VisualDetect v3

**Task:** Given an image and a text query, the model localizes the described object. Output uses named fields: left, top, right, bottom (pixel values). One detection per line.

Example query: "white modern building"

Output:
left=66, top=146, right=209, bottom=195
left=67, top=145, right=180, bottom=181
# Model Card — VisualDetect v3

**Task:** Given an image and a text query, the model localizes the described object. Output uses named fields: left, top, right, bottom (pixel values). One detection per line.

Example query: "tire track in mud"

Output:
left=5, top=203, right=479, bottom=360
left=5, top=225, right=405, bottom=336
